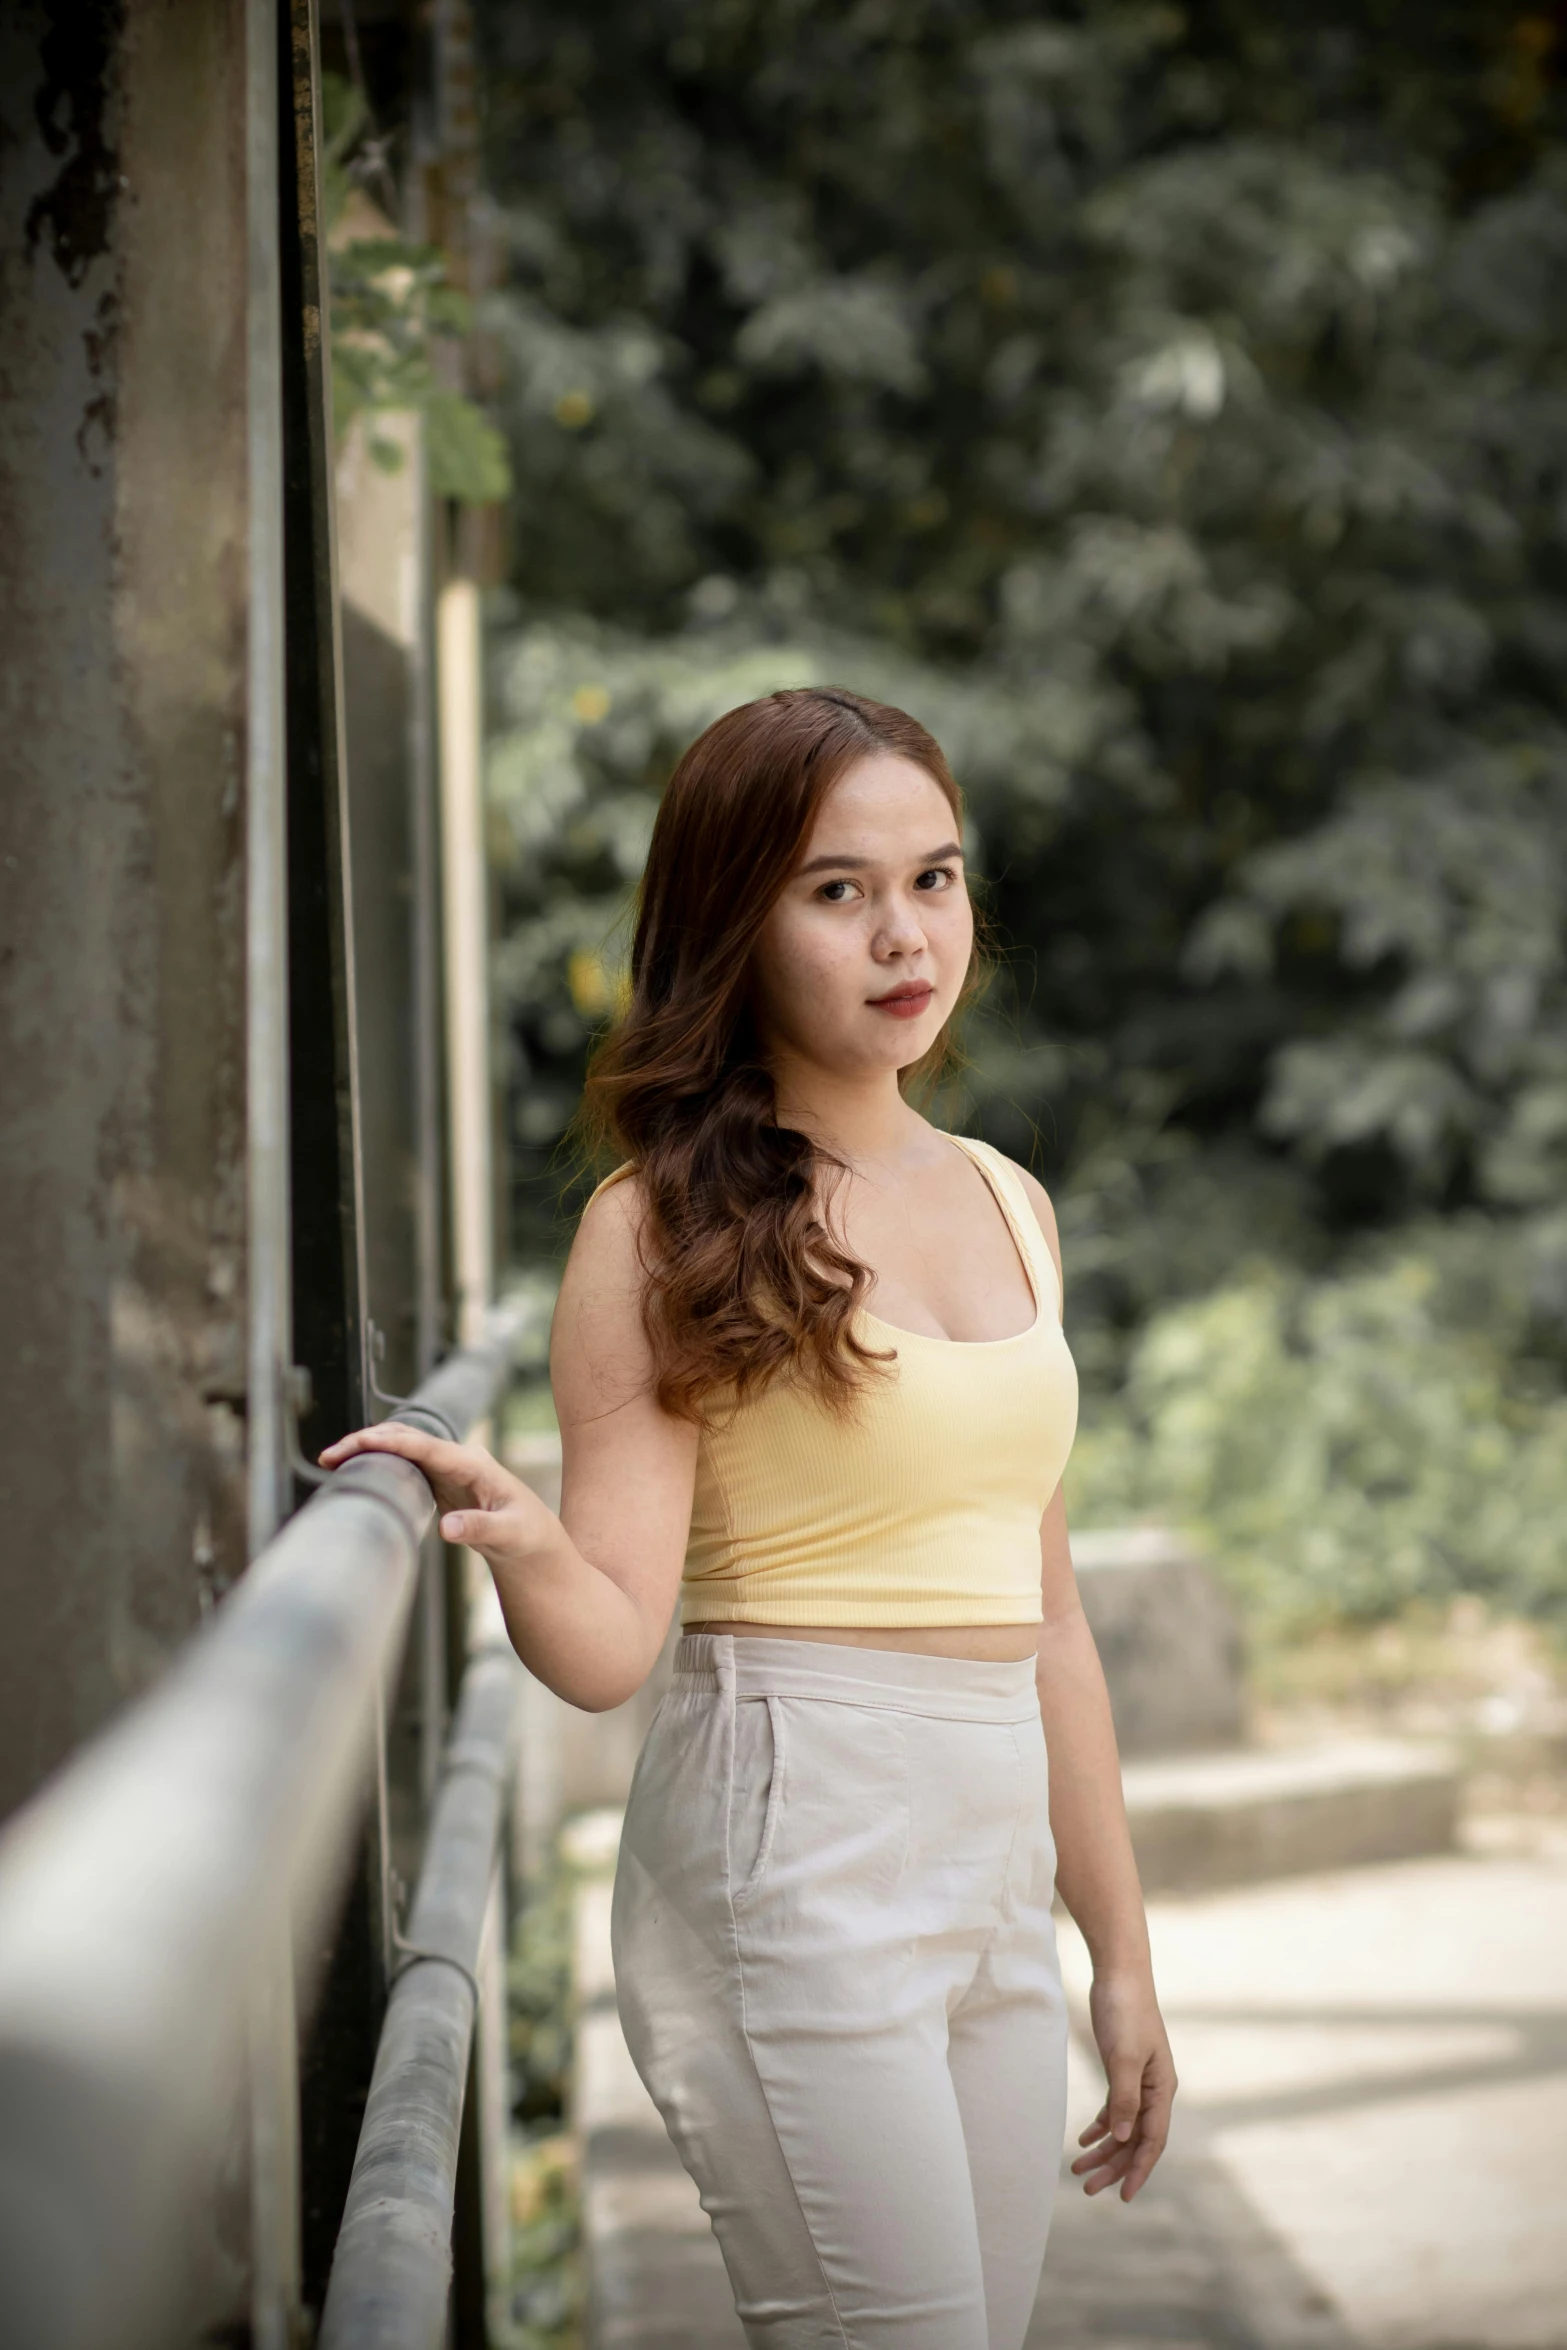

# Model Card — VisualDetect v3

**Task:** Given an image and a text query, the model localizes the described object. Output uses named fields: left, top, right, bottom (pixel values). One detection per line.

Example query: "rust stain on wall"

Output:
left=24, top=1, right=126, bottom=287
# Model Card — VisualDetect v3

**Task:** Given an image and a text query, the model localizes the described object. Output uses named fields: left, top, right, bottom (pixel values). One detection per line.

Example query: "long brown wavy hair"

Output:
left=579, top=685, right=981, bottom=1422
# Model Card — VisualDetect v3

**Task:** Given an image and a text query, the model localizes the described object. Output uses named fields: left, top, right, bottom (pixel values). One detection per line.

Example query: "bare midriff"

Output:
left=681, top=1620, right=1041, bottom=1663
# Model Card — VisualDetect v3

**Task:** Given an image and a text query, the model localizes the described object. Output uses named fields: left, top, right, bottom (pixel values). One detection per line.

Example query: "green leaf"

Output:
left=424, top=390, right=512, bottom=504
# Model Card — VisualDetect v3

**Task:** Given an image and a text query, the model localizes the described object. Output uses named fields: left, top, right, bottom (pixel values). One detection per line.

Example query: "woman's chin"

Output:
left=860, top=1017, right=946, bottom=1074
left=776, top=1010, right=949, bottom=1085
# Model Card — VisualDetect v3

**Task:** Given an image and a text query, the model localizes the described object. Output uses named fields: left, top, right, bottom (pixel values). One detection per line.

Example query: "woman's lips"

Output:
left=868, top=983, right=935, bottom=1020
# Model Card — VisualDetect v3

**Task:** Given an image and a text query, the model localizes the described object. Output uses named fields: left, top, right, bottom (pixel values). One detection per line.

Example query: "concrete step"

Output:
left=1124, top=1737, right=1460, bottom=1895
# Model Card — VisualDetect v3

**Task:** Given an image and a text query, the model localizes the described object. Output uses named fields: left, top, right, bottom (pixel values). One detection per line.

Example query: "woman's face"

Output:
left=750, top=752, right=973, bottom=1082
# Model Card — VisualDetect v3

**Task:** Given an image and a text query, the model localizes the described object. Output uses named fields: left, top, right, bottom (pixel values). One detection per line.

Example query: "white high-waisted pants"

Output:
left=610, top=1635, right=1070, bottom=2350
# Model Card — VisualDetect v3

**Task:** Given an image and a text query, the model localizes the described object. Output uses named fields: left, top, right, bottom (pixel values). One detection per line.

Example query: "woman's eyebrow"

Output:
left=795, top=839, right=963, bottom=877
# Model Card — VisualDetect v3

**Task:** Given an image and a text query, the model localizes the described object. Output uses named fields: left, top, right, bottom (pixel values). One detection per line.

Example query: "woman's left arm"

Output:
left=1017, top=1168, right=1177, bottom=2203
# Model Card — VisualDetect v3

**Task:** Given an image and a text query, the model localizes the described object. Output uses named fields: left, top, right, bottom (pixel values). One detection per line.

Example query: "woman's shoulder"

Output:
left=582, top=1160, right=640, bottom=1213
left=574, top=1161, right=649, bottom=1256
left=555, top=1163, right=652, bottom=1364
left=553, top=1163, right=668, bottom=1412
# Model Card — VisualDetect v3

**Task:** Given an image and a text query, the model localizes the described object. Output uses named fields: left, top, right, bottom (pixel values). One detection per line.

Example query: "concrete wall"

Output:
left=0, top=1, right=253, bottom=1821
left=1073, top=1525, right=1247, bottom=1757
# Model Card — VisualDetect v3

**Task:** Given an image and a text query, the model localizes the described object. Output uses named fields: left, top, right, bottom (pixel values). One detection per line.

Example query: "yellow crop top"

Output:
left=594, top=1135, right=1078, bottom=1628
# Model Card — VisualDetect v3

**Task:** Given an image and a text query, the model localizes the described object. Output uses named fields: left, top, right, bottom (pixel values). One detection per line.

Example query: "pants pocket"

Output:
left=728, top=1694, right=786, bottom=1914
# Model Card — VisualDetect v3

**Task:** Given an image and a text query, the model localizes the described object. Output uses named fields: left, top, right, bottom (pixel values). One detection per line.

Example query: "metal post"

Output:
left=277, top=6, right=386, bottom=2301
left=281, top=0, right=369, bottom=1461
left=247, top=4, right=305, bottom=2325
left=248, top=0, right=294, bottom=1563
left=438, top=573, right=495, bottom=1352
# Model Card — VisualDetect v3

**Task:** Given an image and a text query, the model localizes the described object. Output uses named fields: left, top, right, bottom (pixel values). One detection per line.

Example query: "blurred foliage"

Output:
left=509, top=1864, right=575, bottom=2127
left=508, top=2132, right=580, bottom=2348
left=1244, top=1593, right=1566, bottom=1721
left=505, top=1863, right=583, bottom=2344
left=321, top=72, right=512, bottom=502
left=1066, top=1217, right=1567, bottom=1635
left=474, top=4, right=1567, bottom=1611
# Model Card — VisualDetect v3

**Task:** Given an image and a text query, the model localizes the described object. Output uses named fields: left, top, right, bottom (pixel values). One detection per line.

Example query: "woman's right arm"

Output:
left=320, top=1178, right=698, bottom=1712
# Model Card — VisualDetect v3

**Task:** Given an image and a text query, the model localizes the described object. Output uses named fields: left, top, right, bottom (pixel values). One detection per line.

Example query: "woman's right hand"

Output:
left=319, top=1374, right=693, bottom=1714
left=324, top=1176, right=697, bottom=1713
left=318, top=1422, right=557, bottom=1570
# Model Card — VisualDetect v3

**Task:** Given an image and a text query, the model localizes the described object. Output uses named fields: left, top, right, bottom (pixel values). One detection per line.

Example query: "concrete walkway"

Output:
left=1067, top=1842, right=1567, bottom=2350
left=574, top=1820, right=1567, bottom=2350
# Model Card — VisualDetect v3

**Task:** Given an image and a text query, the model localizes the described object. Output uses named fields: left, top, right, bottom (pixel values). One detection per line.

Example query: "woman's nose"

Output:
left=872, top=895, right=928, bottom=957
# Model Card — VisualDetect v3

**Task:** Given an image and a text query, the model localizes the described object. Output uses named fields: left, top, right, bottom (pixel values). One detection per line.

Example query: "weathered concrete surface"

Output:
left=1056, top=1842, right=1567, bottom=2350
left=336, top=408, right=443, bottom=1399
left=1073, top=1528, right=1247, bottom=1758
left=1123, top=1738, right=1460, bottom=1895
left=1031, top=2031, right=1355, bottom=2350
left=0, top=0, right=252, bottom=1821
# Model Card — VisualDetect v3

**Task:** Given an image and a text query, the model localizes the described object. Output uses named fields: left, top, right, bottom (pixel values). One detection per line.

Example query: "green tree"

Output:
left=321, top=71, right=512, bottom=502
left=477, top=2, right=1567, bottom=1411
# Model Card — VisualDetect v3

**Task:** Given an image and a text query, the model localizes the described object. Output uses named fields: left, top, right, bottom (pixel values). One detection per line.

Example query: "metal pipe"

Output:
left=244, top=3, right=302, bottom=2335
left=318, top=1647, right=520, bottom=2348
left=437, top=574, right=494, bottom=1350
left=0, top=1298, right=533, bottom=2350
left=246, top=0, right=293, bottom=1566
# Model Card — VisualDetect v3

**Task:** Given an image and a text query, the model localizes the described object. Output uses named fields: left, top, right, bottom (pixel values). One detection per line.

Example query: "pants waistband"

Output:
left=673, top=1634, right=1041, bottom=1724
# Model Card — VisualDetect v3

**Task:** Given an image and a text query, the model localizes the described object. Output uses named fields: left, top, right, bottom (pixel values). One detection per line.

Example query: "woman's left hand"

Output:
left=1071, top=1967, right=1177, bottom=2201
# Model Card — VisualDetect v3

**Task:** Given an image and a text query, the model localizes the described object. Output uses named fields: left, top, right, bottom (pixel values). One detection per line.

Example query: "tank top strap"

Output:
left=583, top=1147, right=1058, bottom=1308
left=583, top=1161, right=636, bottom=1211
left=947, top=1135, right=1060, bottom=1318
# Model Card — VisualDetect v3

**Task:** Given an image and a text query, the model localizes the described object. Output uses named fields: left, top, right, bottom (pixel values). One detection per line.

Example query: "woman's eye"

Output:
left=914, top=866, right=956, bottom=892
left=818, top=878, right=858, bottom=903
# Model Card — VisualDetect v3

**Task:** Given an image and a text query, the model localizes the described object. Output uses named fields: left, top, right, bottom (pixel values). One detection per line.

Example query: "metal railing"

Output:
left=0, top=1298, right=534, bottom=2350
left=319, top=1645, right=518, bottom=2349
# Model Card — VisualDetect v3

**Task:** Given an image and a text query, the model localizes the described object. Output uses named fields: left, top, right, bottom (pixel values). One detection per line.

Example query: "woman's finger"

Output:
left=317, top=1424, right=514, bottom=1516
left=437, top=1502, right=527, bottom=1547
left=1075, top=2143, right=1135, bottom=2194
left=1074, top=2081, right=1174, bottom=2199
left=1119, top=2132, right=1166, bottom=2201
left=319, top=1423, right=486, bottom=1488
left=1104, top=2051, right=1146, bottom=2145
left=319, top=1421, right=452, bottom=1471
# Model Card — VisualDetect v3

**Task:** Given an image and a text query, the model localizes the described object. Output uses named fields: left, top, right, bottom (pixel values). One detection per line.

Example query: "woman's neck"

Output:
left=768, top=1057, right=921, bottom=1168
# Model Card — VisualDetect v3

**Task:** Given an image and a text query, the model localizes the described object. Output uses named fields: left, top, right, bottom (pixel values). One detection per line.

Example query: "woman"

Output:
left=323, top=687, right=1176, bottom=2350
